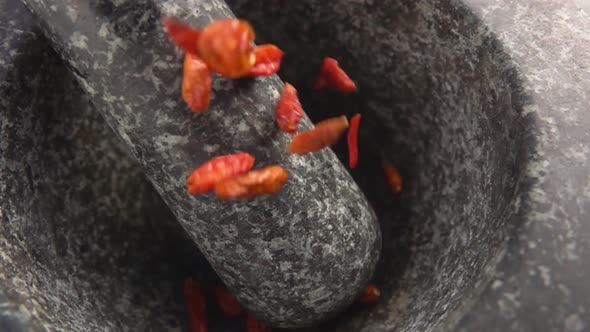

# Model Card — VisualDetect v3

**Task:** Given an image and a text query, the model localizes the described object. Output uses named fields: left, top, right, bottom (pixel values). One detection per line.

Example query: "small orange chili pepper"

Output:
left=197, top=19, right=256, bottom=78
left=187, top=153, right=255, bottom=195
left=215, top=165, right=288, bottom=200
left=383, top=161, right=402, bottom=193
left=288, top=115, right=349, bottom=154
left=245, top=44, right=284, bottom=77
left=162, top=17, right=201, bottom=55
left=245, top=313, right=271, bottom=332
left=275, top=83, right=303, bottom=134
left=182, top=53, right=211, bottom=112
left=314, top=57, right=356, bottom=93
left=184, top=278, right=207, bottom=332
left=212, top=285, right=244, bottom=318
left=347, top=114, right=361, bottom=168
left=356, top=283, right=381, bottom=304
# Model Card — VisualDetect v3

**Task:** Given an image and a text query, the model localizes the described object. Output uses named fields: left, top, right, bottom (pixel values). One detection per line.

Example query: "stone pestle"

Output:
left=20, top=0, right=381, bottom=327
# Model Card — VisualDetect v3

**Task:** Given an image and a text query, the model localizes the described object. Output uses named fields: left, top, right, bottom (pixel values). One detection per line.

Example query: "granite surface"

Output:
left=17, top=0, right=381, bottom=327
left=1, top=0, right=589, bottom=331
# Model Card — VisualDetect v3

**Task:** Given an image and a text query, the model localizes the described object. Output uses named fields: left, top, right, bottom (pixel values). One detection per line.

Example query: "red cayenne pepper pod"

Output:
left=162, top=17, right=201, bottom=55
left=275, top=83, right=303, bottom=134
left=347, top=114, right=361, bottom=168
left=288, top=115, right=349, bottom=154
left=314, top=57, right=357, bottom=93
left=383, top=161, right=402, bottom=193
left=187, top=153, right=255, bottom=195
left=182, top=53, right=212, bottom=112
left=245, top=313, right=271, bottom=332
left=246, top=44, right=284, bottom=77
left=356, top=283, right=381, bottom=304
left=183, top=278, right=207, bottom=332
left=197, top=19, right=256, bottom=78
left=215, top=165, right=289, bottom=200
left=212, top=285, right=244, bottom=318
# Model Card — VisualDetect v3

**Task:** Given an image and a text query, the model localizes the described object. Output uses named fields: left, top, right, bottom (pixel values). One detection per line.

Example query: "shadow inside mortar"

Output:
left=0, top=0, right=539, bottom=330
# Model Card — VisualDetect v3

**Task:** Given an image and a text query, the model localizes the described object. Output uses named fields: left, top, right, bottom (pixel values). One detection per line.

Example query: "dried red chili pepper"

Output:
left=215, top=165, right=289, bottom=200
left=314, top=57, right=356, bottom=93
left=245, top=44, right=284, bottom=77
left=212, top=285, right=244, bottom=318
left=182, top=53, right=212, bottom=112
left=187, top=153, right=255, bottom=195
left=356, top=283, right=381, bottom=304
left=288, top=115, right=349, bottom=154
left=383, top=161, right=402, bottom=193
left=245, top=313, right=271, bottom=332
left=162, top=17, right=201, bottom=55
left=184, top=278, right=207, bottom=332
left=275, top=83, right=303, bottom=134
left=197, top=19, right=256, bottom=78
left=347, top=114, right=361, bottom=168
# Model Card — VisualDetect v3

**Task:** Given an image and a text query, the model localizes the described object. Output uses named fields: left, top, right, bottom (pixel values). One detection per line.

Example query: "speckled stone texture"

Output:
left=3, top=0, right=590, bottom=331
left=0, top=1, right=216, bottom=331
left=17, top=0, right=381, bottom=327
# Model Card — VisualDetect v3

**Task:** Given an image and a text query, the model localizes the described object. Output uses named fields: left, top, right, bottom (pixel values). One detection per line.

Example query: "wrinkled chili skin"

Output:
left=356, top=283, right=381, bottom=304
left=288, top=115, right=349, bottom=154
left=197, top=19, right=256, bottom=78
left=182, top=53, right=212, bottom=112
left=213, top=285, right=244, bottom=318
left=383, top=161, right=403, bottom=193
left=314, top=57, right=356, bottom=93
left=184, top=278, right=207, bottom=332
left=187, top=153, right=255, bottom=195
left=246, top=44, right=284, bottom=77
left=347, top=114, right=361, bottom=168
left=275, top=83, right=303, bottom=134
left=215, top=165, right=288, bottom=200
left=245, top=313, right=271, bottom=332
left=162, top=17, right=201, bottom=55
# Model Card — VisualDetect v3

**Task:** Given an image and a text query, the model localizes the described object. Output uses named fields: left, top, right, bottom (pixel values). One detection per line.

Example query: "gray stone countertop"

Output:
left=454, top=0, right=590, bottom=331
left=1, top=0, right=590, bottom=331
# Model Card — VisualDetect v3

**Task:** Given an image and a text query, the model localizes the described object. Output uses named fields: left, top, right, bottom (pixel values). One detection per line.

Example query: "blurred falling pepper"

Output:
left=212, top=285, right=244, bottom=318
left=215, top=165, right=289, bottom=200
left=314, top=57, right=356, bottom=93
left=275, top=83, right=303, bottom=134
left=184, top=278, right=207, bottom=332
left=187, top=153, right=255, bottom=195
left=182, top=53, right=211, bottom=112
left=356, top=283, right=381, bottom=304
left=288, top=115, right=349, bottom=154
left=197, top=19, right=256, bottom=78
left=383, top=161, right=402, bottom=193
left=347, top=114, right=361, bottom=168
left=246, top=44, right=284, bottom=77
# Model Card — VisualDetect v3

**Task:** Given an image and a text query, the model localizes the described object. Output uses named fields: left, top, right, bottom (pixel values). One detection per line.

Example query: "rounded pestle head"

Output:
left=19, top=0, right=381, bottom=327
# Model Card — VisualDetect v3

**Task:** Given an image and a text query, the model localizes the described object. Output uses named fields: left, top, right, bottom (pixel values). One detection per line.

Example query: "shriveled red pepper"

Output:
left=347, top=114, right=361, bottom=168
left=184, top=278, right=207, bottom=332
left=182, top=53, right=212, bottom=112
left=215, top=165, right=289, bottom=200
left=275, top=83, right=303, bottom=134
left=197, top=19, right=256, bottom=78
left=162, top=17, right=201, bottom=55
left=187, top=153, right=255, bottom=195
left=245, top=313, right=271, bottom=332
left=356, top=283, right=381, bottom=304
left=246, top=44, right=284, bottom=77
left=288, top=115, right=349, bottom=154
left=314, top=57, right=356, bottom=93
left=383, top=161, right=402, bottom=193
left=212, top=285, right=244, bottom=318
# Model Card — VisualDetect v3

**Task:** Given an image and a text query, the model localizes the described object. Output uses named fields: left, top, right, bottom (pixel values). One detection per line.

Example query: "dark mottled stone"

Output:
left=3, top=0, right=590, bottom=330
left=18, top=0, right=381, bottom=327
